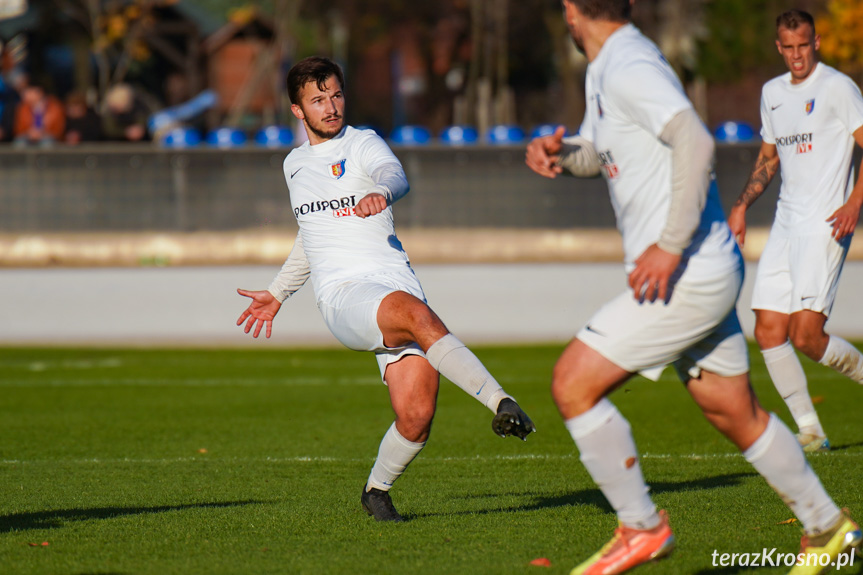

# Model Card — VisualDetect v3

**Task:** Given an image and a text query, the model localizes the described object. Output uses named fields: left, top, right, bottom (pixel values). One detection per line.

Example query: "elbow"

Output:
left=700, top=125, right=716, bottom=163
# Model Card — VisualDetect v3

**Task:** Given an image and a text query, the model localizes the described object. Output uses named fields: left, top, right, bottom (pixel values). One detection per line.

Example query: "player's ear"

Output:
left=814, top=34, right=821, bottom=51
left=291, top=104, right=304, bottom=121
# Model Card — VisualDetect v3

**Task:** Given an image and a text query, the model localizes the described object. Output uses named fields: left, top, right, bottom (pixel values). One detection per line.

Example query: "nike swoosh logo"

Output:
left=475, top=382, right=487, bottom=396
left=290, top=167, right=303, bottom=178
left=771, top=104, right=783, bottom=111
left=585, top=324, right=606, bottom=337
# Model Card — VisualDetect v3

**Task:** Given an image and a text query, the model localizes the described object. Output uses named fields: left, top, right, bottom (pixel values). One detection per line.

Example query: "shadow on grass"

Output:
left=412, top=472, right=757, bottom=519
left=827, top=440, right=863, bottom=451
left=0, top=500, right=266, bottom=532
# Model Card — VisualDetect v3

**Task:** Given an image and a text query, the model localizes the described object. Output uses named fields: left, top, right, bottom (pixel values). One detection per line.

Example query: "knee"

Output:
left=412, top=305, right=441, bottom=332
left=754, top=322, right=787, bottom=350
left=551, top=363, right=595, bottom=415
left=550, top=362, right=573, bottom=407
left=396, top=405, right=435, bottom=443
left=788, top=325, right=827, bottom=360
left=401, top=301, right=445, bottom=342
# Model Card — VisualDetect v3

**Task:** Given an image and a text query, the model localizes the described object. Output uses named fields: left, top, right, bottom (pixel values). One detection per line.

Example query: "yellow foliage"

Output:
left=105, top=14, right=128, bottom=42
left=228, top=6, right=257, bottom=26
left=816, top=0, right=863, bottom=73
left=131, top=41, right=151, bottom=62
left=124, top=5, right=142, bottom=21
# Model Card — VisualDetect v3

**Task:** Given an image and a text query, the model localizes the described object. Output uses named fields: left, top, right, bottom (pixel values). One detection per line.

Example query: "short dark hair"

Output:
left=776, top=9, right=815, bottom=33
left=563, top=0, right=631, bottom=21
left=287, top=56, right=345, bottom=105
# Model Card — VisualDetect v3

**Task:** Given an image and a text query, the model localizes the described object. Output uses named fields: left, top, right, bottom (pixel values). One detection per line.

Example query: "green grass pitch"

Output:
left=1, top=344, right=861, bottom=574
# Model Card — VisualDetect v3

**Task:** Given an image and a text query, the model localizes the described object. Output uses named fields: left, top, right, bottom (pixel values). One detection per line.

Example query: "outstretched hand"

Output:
left=236, top=289, right=281, bottom=338
left=525, top=125, right=566, bottom=178
left=628, top=244, right=681, bottom=304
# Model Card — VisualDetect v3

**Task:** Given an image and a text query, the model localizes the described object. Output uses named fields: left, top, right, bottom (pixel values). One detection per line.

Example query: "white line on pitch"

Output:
left=1, top=451, right=853, bottom=466
left=0, top=377, right=382, bottom=387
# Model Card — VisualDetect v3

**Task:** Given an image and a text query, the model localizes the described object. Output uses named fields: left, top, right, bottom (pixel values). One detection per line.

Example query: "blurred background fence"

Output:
left=0, top=142, right=793, bottom=233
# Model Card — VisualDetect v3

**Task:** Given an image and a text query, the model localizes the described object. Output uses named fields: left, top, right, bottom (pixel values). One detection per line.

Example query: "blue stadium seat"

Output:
left=355, top=125, right=386, bottom=138
left=714, top=121, right=756, bottom=143
left=161, top=127, right=201, bottom=148
left=439, top=125, right=479, bottom=146
left=206, top=127, right=247, bottom=148
left=389, top=125, right=432, bottom=146
left=255, top=125, right=294, bottom=148
left=486, top=124, right=526, bottom=144
left=531, top=124, right=566, bottom=139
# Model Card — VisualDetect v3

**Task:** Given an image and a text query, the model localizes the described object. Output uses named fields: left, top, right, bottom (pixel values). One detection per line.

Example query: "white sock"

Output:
left=820, top=335, right=863, bottom=383
left=366, top=423, right=425, bottom=492
left=744, top=413, right=841, bottom=535
left=565, top=398, right=659, bottom=530
left=762, top=341, right=824, bottom=437
left=425, top=334, right=511, bottom=411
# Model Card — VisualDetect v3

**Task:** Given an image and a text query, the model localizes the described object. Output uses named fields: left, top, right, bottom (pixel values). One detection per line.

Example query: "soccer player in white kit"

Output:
left=728, top=9, right=863, bottom=454
left=236, top=56, right=535, bottom=522
left=525, top=2, right=860, bottom=574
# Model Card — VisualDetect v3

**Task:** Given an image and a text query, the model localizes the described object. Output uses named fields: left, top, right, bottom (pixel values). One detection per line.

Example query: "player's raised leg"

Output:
left=686, top=369, right=861, bottom=572
left=376, top=290, right=536, bottom=439
left=553, top=339, right=675, bottom=575
left=789, top=310, right=863, bottom=384
left=363, top=355, right=438, bottom=522
left=755, top=309, right=829, bottom=452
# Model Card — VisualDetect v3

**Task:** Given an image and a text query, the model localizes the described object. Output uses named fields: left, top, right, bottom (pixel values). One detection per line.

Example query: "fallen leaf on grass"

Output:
left=777, top=518, right=798, bottom=525
left=198, top=448, right=208, bottom=453
left=27, top=542, right=49, bottom=547
left=530, top=557, right=552, bottom=567
left=811, top=396, right=824, bottom=405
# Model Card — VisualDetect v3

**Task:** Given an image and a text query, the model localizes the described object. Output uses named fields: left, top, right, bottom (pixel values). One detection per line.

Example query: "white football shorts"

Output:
left=751, top=231, right=850, bottom=317
left=576, top=265, right=749, bottom=381
left=317, top=268, right=427, bottom=381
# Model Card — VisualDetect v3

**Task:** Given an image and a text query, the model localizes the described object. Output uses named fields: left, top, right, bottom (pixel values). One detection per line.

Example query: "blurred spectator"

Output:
left=164, top=72, right=190, bottom=107
left=13, top=84, right=65, bottom=147
left=63, top=91, right=103, bottom=144
left=0, top=68, right=28, bottom=143
left=0, top=74, right=9, bottom=142
left=102, top=83, right=150, bottom=141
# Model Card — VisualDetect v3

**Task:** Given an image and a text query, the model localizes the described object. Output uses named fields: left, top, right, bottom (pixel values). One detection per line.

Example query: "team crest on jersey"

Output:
left=329, top=159, right=347, bottom=179
left=805, top=99, right=815, bottom=115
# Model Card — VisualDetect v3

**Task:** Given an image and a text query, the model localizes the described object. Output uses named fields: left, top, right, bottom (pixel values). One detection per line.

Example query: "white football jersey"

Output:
left=283, top=126, right=412, bottom=296
left=577, top=24, right=740, bottom=281
left=760, top=62, right=863, bottom=236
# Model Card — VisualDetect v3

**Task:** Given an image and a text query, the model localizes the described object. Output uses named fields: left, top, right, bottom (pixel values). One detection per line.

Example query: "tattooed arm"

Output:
left=727, top=142, right=780, bottom=246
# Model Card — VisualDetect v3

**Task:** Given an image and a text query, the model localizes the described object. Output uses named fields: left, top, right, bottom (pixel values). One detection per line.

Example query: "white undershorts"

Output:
left=317, top=269, right=426, bottom=381
left=577, top=266, right=749, bottom=382
left=751, top=231, right=850, bottom=317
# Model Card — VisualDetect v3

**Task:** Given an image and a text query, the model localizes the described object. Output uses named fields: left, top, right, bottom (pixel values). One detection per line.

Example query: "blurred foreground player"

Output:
left=525, top=1, right=860, bottom=573
left=237, top=56, right=535, bottom=522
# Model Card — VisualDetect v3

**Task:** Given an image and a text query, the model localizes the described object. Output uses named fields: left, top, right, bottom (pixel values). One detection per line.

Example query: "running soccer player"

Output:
left=236, top=56, right=535, bottom=522
left=525, top=2, right=859, bottom=574
left=728, top=9, right=863, bottom=454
